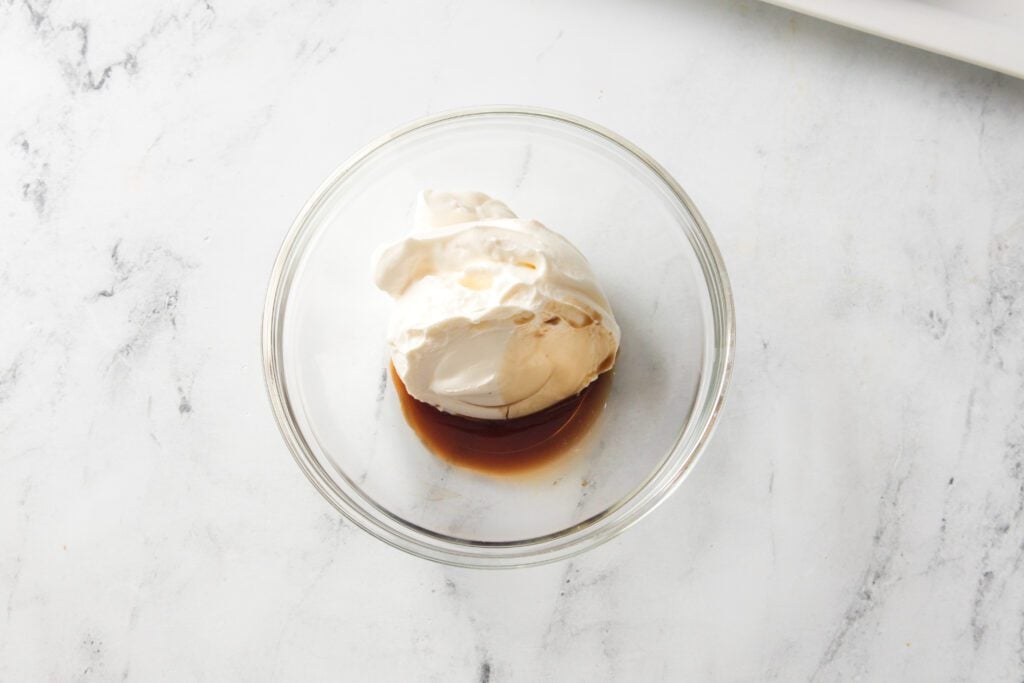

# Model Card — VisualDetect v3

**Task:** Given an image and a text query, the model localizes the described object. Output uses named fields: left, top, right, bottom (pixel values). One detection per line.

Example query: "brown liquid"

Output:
left=391, top=364, right=612, bottom=476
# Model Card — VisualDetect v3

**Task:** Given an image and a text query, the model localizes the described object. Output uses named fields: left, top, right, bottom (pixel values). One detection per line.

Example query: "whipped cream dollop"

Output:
left=372, top=190, right=620, bottom=420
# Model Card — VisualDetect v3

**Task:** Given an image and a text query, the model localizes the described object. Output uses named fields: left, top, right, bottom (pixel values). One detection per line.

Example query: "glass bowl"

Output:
left=262, top=107, right=734, bottom=568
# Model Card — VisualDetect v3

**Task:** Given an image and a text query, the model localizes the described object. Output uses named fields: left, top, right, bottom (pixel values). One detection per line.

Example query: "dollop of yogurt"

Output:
left=372, top=190, right=620, bottom=420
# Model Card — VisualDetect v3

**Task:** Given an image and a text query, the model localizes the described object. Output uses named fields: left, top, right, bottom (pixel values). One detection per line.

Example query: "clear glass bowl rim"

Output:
left=262, top=105, right=736, bottom=569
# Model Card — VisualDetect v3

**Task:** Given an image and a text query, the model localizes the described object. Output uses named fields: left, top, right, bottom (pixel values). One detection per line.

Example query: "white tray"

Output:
left=759, top=0, right=1024, bottom=79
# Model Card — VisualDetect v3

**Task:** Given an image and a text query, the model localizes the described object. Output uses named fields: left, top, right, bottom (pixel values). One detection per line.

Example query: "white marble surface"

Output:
left=3, top=0, right=1024, bottom=680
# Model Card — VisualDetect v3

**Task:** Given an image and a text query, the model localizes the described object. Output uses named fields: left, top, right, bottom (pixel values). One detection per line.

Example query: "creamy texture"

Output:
left=373, top=190, right=620, bottom=420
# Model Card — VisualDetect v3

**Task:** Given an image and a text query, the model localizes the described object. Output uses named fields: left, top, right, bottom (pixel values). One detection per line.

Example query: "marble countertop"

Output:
left=4, top=0, right=1024, bottom=680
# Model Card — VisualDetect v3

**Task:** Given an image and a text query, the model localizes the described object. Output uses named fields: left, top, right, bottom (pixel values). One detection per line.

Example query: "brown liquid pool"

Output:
left=390, top=364, right=612, bottom=475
